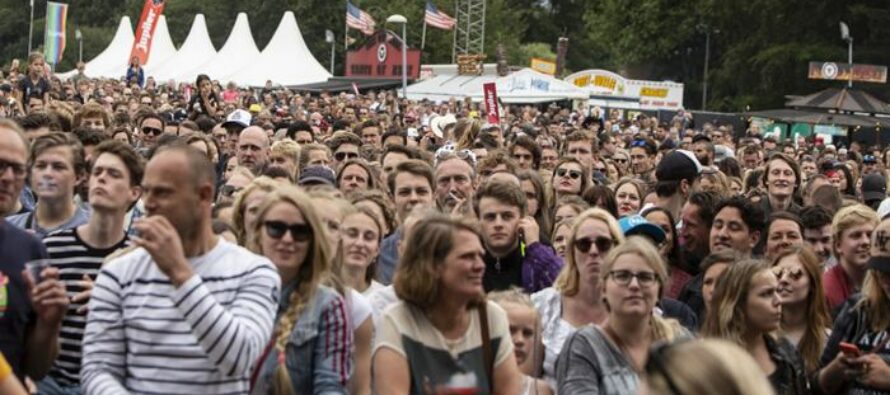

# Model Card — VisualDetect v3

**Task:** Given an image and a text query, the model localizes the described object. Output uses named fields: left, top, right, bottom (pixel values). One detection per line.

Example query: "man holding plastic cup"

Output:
left=0, top=120, right=68, bottom=381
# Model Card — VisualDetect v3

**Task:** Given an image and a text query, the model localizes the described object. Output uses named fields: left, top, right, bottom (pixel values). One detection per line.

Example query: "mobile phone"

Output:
left=839, top=342, right=861, bottom=357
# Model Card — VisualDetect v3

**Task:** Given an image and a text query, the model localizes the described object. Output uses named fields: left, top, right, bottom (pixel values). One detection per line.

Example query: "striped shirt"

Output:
left=43, top=228, right=129, bottom=387
left=81, top=238, right=281, bottom=395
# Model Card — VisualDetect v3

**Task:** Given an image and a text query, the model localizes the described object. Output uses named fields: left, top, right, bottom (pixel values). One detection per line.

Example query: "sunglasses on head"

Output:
left=574, top=236, right=613, bottom=254
left=142, top=126, right=163, bottom=136
left=772, top=266, right=805, bottom=281
left=556, top=168, right=582, bottom=180
left=263, top=220, right=312, bottom=241
left=630, top=139, right=648, bottom=148
left=334, top=151, right=360, bottom=161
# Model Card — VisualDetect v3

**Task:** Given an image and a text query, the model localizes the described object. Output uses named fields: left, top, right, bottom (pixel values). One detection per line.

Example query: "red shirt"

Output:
left=823, top=264, right=855, bottom=311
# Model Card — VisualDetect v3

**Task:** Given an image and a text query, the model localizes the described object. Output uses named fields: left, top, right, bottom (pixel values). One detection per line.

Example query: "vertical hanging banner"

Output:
left=483, top=82, right=500, bottom=125
left=129, top=0, right=166, bottom=65
left=43, top=2, right=68, bottom=65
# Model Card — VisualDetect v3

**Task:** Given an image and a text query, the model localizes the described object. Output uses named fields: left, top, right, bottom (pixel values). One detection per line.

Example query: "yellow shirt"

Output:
left=0, top=353, right=10, bottom=381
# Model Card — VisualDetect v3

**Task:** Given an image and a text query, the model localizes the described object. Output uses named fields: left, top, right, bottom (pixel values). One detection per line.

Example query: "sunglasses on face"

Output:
left=334, top=151, right=359, bottom=161
left=219, top=184, right=243, bottom=197
left=574, top=236, right=613, bottom=254
left=263, top=220, right=313, bottom=241
left=772, top=266, right=805, bottom=281
left=613, top=158, right=628, bottom=164
left=556, top=168, right=582, bottom=180
left=142, top=126, right=163, bottom=136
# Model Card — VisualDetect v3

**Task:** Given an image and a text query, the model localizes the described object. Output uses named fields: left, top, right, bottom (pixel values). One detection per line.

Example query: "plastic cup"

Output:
left=25, top=259, right=51, bottom=283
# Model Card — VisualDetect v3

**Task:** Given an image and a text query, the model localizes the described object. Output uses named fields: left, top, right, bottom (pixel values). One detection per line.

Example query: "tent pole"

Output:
left=421, top=19, right=427, bottom=50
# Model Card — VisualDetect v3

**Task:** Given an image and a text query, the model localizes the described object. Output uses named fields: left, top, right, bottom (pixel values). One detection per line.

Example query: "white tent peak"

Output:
left=184, top=12, right=260, bottom=83
left=151, top=14, right=217, bottom=83
left=59, top=16, right=133, bottom=79
left=143, top=15, right=176, bottom=72
left=225, top=11, right=330, bottom=86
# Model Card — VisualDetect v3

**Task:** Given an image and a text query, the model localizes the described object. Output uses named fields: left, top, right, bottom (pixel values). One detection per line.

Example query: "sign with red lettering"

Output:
left=129, top=0, right=165, bottom=66
left=483, top=83, right=499, bottom=124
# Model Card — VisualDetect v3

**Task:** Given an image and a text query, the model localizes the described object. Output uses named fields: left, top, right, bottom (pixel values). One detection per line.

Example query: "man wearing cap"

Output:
left=297, top=165, right=336, bottom=189
left=862, top=173, right=887, bottom=211
left=221, top=109, right=252, bottom=155
left=654, top=150, right=701, bottom=221
left=862, top=154, right=880, bottom=176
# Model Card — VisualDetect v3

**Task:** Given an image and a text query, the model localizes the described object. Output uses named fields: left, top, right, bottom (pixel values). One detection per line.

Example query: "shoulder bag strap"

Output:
left=478, top=301, right=493, bottom=393
left=249, top=335, right=278, bottom=392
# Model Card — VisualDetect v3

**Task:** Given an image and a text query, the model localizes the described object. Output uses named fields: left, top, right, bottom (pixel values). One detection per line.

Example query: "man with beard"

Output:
left=822, top=204, right=878, bottom=313
left=629, top=138, right=657, bottom=186
left=81, top=145, right=280, bottom=394
left=692, top=135, right=715, bottom=167
left=800, top=206, right=836, bottom=268
left=434, top=153, right=476, bottom=216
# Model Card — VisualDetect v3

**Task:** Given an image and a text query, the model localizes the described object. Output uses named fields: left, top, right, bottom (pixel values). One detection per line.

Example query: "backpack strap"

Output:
left=478, top=301, right=493, bottom=392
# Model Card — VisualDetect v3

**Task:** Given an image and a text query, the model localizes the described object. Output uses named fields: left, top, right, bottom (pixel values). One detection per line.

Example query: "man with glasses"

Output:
left=136, top=113, right=166, bottom=155
left=327, top=131, right=362, bottom=170
left=475, top=180, right=561, bottom=293
left=81, top=145, right=280, bottom=394
left=236, top=126, right=270, bottom=176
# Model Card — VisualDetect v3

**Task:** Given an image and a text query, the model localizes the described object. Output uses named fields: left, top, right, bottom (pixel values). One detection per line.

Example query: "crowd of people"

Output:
left=1, top=50, right=890, bottom=395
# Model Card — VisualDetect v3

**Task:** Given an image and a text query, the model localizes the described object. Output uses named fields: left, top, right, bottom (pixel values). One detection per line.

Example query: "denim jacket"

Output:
left=252, top=284, right=353, bottom=395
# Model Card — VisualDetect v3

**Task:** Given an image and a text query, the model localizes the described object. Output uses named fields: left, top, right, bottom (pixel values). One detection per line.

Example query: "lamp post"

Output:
left=325, top=29, right=335, bottom=75
left=75, top=28, right=83, bottom=63
left=28, top=0, right=34, bottom=55
left=386, top=14, right=408, bottom=99
left=840, top=21, right=853, bottom=88
left=699, top=24, right=719, bottom=111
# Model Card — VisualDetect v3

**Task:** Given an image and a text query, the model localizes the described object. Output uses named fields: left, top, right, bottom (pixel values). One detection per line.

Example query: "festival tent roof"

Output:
left=59, top=16, right=133, bottom=79
left=786, top=87, right=890, bottom=114
left=406, top=68, right=587, bottom=103
left=141, top=15, right=178, bottom=74
left=150, top=14, right=217, bottom=82
left=224, top=11, right=331, bottom=87
left=181, top=13, right=260, bottom=84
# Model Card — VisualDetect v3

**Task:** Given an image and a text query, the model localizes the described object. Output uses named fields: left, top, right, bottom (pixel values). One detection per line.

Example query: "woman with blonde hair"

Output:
left=702, top=259, right=809, bottom=395
left=556, top=237, right=687, bottom=394
left=696, top=168, right=732, bottom=198
left=770, top=246, right=830, bottom=373
left=231, top=176, right=281, bottom=246
left=533, top=208, right=624, bottom=387
left=249, top=186, right=351, bottom=395
left=373, top=213, right=523, bottom=394
left=643, top=339, right=775, bottom=395
left=550, top=219, right=573, bottom=259
left=489, top=288, right=553, bottom=395
left=614, top=177, right=645, bottom=218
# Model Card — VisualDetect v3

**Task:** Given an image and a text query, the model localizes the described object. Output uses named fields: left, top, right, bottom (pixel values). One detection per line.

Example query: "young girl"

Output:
left=490, top=288, right=552, bottom=395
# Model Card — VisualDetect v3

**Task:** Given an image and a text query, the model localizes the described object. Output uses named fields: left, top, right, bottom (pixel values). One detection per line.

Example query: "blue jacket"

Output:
left=252, top=284, right=352, bottom=395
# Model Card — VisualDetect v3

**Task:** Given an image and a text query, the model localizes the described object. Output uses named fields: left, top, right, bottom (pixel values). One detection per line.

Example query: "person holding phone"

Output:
left=816, top=218, right=890, bottom=394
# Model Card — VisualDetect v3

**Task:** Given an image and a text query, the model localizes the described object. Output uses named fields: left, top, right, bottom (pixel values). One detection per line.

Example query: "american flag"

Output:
left=346, top=2, right=376, bottom=36
left=425, top=2, right=455, bottom=30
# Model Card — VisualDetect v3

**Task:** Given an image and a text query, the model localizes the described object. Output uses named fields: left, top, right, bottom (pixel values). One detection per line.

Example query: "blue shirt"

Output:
left=6, top=206, right=91, bottom=239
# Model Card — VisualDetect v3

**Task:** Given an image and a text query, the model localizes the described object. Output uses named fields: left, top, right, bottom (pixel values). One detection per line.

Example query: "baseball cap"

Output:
left=618, top=215, right=666, bottom=244
left=656, top=150, right=702, bottom=183
left=222, top=109, right=251, bottom=128
left=714, top=145, right=735, bottom=162
left=862, top=173, right=887, bottom=202
left=868, top=218, right=890, bottom=272
left=297, top=165, right=336, bottom=186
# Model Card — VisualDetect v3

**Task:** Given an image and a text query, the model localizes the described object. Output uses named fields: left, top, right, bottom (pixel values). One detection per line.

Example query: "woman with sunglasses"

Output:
left=770, top=247, right=830, bottom=374
left=551, top=158, right=589, bottom=202
left=373, top=213, right=523, bottom=395
left=702, top=259, right=809, bottom=395
left=249, top=186, right=352, bottom=395
left=532, top=208, right=623, bottom=388
left=555, top=236, right=687, bottom=394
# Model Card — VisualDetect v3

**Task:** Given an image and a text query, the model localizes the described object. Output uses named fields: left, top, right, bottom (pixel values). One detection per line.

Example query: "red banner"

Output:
left=483, top=83, right=500, bottom=124
left=129, top=0, right=166, bottom=66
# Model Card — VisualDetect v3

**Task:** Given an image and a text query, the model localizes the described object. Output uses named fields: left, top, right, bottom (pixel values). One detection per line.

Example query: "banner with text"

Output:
left=808, top=62, right=887, bottom=83
left=129, top=0, right=166, bottom=66
left=483, top=83, right=500, bottom=124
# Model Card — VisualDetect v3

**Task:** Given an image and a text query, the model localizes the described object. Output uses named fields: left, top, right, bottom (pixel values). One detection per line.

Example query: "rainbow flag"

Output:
left=43, top=2, right=68, bottom=65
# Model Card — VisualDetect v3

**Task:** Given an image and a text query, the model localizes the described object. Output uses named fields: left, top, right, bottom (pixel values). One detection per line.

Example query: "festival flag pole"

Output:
left=421, top=17, right=427, bottom=50
left=344, top=0, right=349, bottom=51
left=28, top=0, right=35, bottom=55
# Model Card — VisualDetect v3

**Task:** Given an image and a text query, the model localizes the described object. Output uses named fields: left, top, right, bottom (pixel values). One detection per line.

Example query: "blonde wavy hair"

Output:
left=702, top=259, right=772, bottom=345
left=855, top=269, right=890, bottom=333
left=553, top=207, right=624, bottom=297
left=248, top=185, right=333, bottom=395
left=231, top=176, right=281, bottom=246
left=645, top=339, right=775, bottom=395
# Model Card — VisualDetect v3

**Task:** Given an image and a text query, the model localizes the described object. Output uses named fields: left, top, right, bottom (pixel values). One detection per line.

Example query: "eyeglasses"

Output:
left=608, top=270, right=659, bottom=287
left=263, top=220, right=313, bottom=241
left=574, top=236, right=613, bottom=254
left=556, top=168, right=582, bottom=180
left=334, top=151, right=360, bottom=162
left=0, top=159, right=27, bottom=180
left=219, top=184, right=243, bottom=197
left=142, top=126, right=163, bottom=136
left=771, top=266, right=805, bottom=281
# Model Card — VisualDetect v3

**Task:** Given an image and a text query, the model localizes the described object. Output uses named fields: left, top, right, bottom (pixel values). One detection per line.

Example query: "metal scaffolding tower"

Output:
left=452, top=0, right=486, bottom=62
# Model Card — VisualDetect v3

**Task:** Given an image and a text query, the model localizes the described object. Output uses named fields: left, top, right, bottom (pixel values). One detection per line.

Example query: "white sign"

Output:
left=564, top=69, right=685, bottom=110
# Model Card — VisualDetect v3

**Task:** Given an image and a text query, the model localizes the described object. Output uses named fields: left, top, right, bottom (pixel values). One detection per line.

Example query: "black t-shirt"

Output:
left=17, top=77, right=49, bottom=100
left=189, top=92, right=219, bottom=117
left=483, top=246, right=524, bottom=292
left=0, top=220, right=48, bottom=380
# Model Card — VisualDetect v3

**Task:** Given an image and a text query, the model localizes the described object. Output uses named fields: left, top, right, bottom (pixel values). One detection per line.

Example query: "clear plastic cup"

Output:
left=25, top=259, right=51, bottom=283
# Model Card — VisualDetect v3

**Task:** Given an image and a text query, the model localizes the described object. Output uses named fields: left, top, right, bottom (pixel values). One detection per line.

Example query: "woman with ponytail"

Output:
left=249, top=185, right=352, bottom=395
left=555, top=236, right=688, bottom=395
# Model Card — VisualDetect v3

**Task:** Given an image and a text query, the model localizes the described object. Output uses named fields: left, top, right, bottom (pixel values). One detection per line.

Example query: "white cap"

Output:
left=223, top=109, right=251, bottom=128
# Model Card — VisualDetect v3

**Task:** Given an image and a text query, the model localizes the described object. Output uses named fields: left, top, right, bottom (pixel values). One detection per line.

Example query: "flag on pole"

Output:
left=425, top=2, right=456, bottom=30
left=130, top=0, right=166, bottom=66
left=346, top=1, right=376, bottom=36
left=43, top=2, right=68, bottom=65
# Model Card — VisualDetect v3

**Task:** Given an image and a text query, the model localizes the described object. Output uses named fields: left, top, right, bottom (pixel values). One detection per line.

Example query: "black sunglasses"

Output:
left=574, top=236, right=613, bottom=254
left=263, top=220, right=312, bottom=241
left=219, top=185, right=243, bottom=197
left=556, top=168, right=582, bottom=180
left=630, top=139, right=648, bottom=148
left=334, top=151, right=360, bottom=161
left=142, top=126, right=163, bottom=136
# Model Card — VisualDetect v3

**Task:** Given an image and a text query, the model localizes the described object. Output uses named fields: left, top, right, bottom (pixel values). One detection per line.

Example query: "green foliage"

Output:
left=508, top=42, right=556, bottom=66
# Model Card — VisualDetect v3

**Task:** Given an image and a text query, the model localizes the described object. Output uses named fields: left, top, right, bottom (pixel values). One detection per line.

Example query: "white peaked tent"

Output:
left=142, top=15, right=177, bottom=74
left=59, top=16, right=133, bottom=79
left=181, top=13, right=260, bottom=83
left=150, top=14, right=217, bottom=82
left=225, top=11, right=331, bottom=87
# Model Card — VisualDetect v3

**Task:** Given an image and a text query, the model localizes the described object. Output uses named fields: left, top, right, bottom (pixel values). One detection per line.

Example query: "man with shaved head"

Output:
left=236, top=126, right=270, bottom=175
